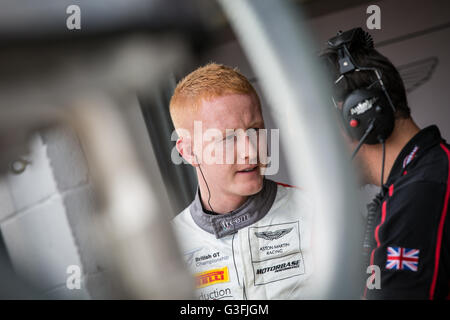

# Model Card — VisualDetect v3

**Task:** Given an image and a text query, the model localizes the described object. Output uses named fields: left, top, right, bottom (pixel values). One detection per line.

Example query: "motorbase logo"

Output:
left=256, top=259, right=300, bottom=275
left=195, top=267, right=230, bottom=288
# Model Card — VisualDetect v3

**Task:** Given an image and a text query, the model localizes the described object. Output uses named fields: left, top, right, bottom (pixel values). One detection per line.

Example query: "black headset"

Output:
left=325, top=28, right=397, bottom=156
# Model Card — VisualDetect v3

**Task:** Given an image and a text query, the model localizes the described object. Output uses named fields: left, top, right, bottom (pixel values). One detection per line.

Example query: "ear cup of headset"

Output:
left=342, top=88, right=395, bottom=144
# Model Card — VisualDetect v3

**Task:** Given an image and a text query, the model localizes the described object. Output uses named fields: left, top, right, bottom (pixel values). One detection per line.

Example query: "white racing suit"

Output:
left=171, top=179, right=314, bottom=300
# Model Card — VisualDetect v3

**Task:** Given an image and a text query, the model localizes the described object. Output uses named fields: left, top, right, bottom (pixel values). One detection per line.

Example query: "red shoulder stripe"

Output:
left=275, top=181, right=302, bottom=190
left=429, top=143, right=450, bottom=299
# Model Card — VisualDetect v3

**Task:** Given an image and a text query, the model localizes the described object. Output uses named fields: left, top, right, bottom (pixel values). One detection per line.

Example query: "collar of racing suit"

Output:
left=189, top=178, right=277, bottom=239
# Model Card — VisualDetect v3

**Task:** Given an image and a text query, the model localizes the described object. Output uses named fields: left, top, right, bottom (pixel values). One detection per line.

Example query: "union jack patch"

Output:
left=386, top=246, right=420, bottom=272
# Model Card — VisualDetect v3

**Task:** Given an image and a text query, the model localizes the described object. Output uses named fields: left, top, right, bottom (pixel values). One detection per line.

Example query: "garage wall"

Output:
left=0, top=126, right=119, bottom=299
left=0, top=96, right=176, bottom=298
left=0, top=131, right=92, bottom=298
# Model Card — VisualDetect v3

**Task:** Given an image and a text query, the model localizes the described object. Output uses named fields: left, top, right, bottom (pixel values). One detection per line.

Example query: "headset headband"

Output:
left=327, top=28, right=374, bottom=74
left=327, top=28, right=396, bottom=114
left=324, top=28, right=397, bottom=148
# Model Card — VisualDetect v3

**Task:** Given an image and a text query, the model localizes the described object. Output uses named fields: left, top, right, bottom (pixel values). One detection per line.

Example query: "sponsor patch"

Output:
left=402, top=145, right=419, bottom=168
left=184, top=248, right=230, bottom=268
left=249, top=221, right=305, bottom=285
left=220, top=214, right=249, bottom=231
left=255, top=227, right=293, bottom=241
left=195, top=267, right=230, bottom=288
left=256, top=259, right=301, bottom=275
left=195, top=251, right=230, bottom=267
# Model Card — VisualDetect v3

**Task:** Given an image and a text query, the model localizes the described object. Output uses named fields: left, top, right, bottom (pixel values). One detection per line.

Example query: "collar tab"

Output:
left=189, top=179, right=277, bottom=239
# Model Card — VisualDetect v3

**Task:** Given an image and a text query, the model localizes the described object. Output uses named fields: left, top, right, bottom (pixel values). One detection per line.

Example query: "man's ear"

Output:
left=176, top=136, right=199, bottom=167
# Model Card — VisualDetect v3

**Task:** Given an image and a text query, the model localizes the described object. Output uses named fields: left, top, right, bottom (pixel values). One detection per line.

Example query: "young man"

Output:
left=169, top=63, right=314, bottom=300
left=321, top=28, right=450, bottom=299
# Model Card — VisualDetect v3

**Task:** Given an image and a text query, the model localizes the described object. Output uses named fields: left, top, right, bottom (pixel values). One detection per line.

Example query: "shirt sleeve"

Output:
left=365, top=180, right=450, bottom=300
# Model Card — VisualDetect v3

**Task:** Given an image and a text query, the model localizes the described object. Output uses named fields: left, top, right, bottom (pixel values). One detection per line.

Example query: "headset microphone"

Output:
left=351, top=118, right=375, bottom=160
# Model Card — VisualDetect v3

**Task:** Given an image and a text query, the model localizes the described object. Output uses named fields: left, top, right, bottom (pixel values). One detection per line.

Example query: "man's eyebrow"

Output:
left=218, top=121, right=264, bottom=135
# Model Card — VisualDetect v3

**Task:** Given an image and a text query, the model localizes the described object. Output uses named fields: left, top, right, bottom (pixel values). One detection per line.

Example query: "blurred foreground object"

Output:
left=0, top=0, right=365, bottom=299
left=218, top=0, right=365, bottom=299
left=0, top=0, right=223, bottom=299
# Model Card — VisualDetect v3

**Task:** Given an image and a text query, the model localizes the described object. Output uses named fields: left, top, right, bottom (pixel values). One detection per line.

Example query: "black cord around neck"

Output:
left=196, top=155, right=215, bottom=213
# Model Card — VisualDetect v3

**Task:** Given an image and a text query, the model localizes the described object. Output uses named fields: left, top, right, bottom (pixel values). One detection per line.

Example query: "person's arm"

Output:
left=365, top=181, right=450, bottom=300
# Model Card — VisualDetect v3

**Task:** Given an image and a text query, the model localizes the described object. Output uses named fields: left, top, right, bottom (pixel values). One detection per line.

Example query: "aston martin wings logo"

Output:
left=255, top=227, right=293, bottom=241
left=397, top=56, right=438, bottom=93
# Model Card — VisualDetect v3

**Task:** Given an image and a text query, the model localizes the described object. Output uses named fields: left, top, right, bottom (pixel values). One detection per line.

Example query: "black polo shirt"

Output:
left=364, top=125, right=450, bottom=299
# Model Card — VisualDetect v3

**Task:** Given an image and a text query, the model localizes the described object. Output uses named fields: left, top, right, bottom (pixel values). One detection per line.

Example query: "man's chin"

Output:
left=233, top=176, right=264, bottom=196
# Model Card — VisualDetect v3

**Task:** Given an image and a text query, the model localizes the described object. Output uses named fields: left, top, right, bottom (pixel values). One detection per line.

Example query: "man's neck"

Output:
left=364, top=118, right=420, bottom=186
left=198, top=186, right=249, bottom=214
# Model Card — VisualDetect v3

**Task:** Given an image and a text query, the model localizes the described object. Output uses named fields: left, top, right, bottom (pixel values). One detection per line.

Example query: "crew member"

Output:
left=321, top=28, right=450, bottom=299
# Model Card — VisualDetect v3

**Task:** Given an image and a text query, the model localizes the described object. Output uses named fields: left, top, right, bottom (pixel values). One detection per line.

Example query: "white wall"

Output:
left=0, top=132, right=91, bottom=298
left=0, top=125, right=119, bottom=299
left=0, top=98, right=176, bottom=299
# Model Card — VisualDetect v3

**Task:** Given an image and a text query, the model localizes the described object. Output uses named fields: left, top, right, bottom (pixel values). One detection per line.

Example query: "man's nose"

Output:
left=237, top=130, right=258, bottom=164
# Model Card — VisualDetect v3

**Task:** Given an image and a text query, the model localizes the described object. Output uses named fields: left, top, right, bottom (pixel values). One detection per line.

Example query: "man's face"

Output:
left=186, top=93, right=265, bottom=197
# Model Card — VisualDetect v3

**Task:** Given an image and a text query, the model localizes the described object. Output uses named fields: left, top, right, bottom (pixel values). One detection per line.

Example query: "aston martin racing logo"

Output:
left=254, top=227, right=293, bottom=241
